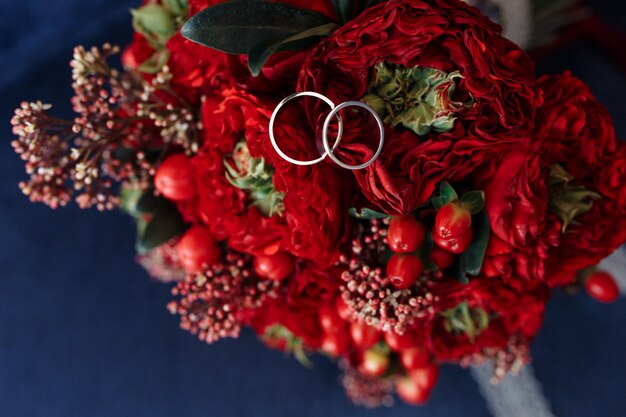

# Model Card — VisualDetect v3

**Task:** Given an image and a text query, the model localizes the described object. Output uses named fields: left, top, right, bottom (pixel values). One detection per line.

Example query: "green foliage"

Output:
left=225, top=141, right=285, bottom=217
left=362, top=62, right=474, bottom=136
left=181, top=1, right=336, bottom=76
left=120, top=185, right=187, bottom=254
left=441, top=301, right=489, bottom=343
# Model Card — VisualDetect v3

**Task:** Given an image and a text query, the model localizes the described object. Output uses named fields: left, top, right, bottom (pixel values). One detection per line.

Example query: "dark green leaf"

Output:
left=457, top=210, right=490, bottom=283
left=135, top=190, right=163, bottom=214
left=439, top=181, right=458, bottom=204
left=248, top=23, right=338, bottom=76
left=423, top=259, right=438, bottom=272
left=349, top=207, right=389, bottom=219
left=460, top=190, right=485, bottom=214
left=181, top=1, right=332, bottom=54
left=132, top=4, right=178, bottom=49
left=431, top=196, right=445, bottom=210
left=119, top=185, right=144, bottom=217
left=136, top=204, right=187, bottom=254
left=332, top=0, right=353, bottom=23
left=416, top=228, right=434, bottom=259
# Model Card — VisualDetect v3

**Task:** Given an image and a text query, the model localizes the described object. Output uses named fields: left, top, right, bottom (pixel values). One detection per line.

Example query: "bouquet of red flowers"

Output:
left=11, top=0, right=625, bottom=407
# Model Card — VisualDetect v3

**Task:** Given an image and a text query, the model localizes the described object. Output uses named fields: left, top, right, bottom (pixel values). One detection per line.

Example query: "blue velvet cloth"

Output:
left=0, top=1, right=625, bottom=416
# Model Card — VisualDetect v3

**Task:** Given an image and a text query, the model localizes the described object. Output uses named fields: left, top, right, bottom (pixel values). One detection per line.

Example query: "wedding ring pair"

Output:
left=269, top=91, right=385, bottom=170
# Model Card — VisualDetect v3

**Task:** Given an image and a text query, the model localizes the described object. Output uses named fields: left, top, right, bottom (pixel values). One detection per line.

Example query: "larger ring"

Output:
left=321, top=101, right=385, bottom=171
left=269, top=91, right=344, bottom=166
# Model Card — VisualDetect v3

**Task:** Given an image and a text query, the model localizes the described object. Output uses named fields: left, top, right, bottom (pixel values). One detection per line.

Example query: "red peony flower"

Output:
left=429, top=277, right=548, bottom=362
left=216, top=88, right=353, bottom=266
left=480, top=72, right=625, bottom=287
left=297, top=0, right=540, bottom=215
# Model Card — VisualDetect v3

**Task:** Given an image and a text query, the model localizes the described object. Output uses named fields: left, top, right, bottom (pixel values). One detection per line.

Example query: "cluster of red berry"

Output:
left=153, top=151, right=620, bottom=406
left=318, top=297, right=439, bottom=405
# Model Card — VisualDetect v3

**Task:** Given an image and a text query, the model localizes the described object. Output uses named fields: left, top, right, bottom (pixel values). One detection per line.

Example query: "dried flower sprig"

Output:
left=338, top=219, right=438, bottom=335
left=339, top=359, right=395, bottom=408
left=10, top=43, right=201, bottom=210
left=168, top=251, right=280, bottom=344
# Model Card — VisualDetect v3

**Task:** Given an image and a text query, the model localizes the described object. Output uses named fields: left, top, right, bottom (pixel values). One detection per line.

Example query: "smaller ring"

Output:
left=269, top=91, right=344, bottom=166
left=321, top=101, right=385, bottom=171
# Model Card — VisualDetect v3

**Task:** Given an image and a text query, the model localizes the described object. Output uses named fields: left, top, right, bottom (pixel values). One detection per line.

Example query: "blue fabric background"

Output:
left=0, top=1, right=625, bottom=416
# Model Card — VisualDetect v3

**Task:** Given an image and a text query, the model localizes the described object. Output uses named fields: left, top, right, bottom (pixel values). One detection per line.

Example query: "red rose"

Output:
left=217, top=88, right=353, bottom=266
left=429, top=277, right=548, bottom=362
left=249, top=264, right=341, bottom=348
left=297, top=0, right=540, bottom=215
left=480, top=72, right=624, bottom=287
left=164, top=33, right=232, bottom=103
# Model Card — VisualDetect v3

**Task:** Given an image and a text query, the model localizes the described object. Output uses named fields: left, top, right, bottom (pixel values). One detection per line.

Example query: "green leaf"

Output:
left=136, top=204, right=187, bottom=254
left=460, top=190, right=485, bottom=215
left=439, top=181, right=458, bottom=204
left=431, top=196, right=445, bottom=210
left=135, top=190, right=163, bottom=214
left=248, top=23, right=338, bottom=76
left=349, top=207, right=389, bottom=219
left=163, top=0, right=187, bottom=16
left=132, top=4, right=178, bottom=49
left=137, top=48, right=170, bottom=74
left=181, top=1, right=332, bottom=54
left=416, top=228, right=434, bottom=259
left=457, top=210, right=490, bottom=282
left=119, top=185, right=144, bottom=217
left=332, top=0, right=353, bottom=23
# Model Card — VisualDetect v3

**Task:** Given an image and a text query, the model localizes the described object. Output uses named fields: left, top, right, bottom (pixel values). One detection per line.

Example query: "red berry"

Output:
left=408, top=363, right=439, bottom=391
left=253, top=252, right=294, bottom=281
left=388, top=216, right=425, bottom=253
left=350, top=322, right=381, bottom=349
left=358, top=349, right=390, bottom=378
left=320, top=331, right=350, bottom=357
left=319, top=305, right=346, bottom=334
left=386, top=254, right=423, bottom=289
left=429, top=246, right=456, bottom=270
left=335, top=297, right=352, bottom=320
left=432, top=229, right=473, bottom=254
left=396, top=376, right=431, bottom=405
left=585, top=271, right=619, bottom=303
left=400, top=347, right=430, bottom=371
left=435, top=202, right=472, bottom=239
left=384, top=331, right=415, bottom=352
left=154, top=154, right=196, bottom=201
left=176, top=226, right=221, bottom=273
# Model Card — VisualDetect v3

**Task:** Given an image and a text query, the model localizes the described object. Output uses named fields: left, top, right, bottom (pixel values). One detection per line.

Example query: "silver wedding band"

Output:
left=269, top=91, right=385, bottom=170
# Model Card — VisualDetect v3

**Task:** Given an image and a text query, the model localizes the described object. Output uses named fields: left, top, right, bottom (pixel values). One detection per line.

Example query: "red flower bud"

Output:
left=435, top=202, right=472, bottom=239
left=388, top=215, right=425, bottom=253
left=400, top=347, right=430, bottom=371
left=253, top=252, right=294, bottom=281
left=396, top=375, right=431, bottom=405
left=585, top=271, right=619, bottom=303
left=319, top=305, right=346, bottom=334
left=408, top=363, right=439, bottom=391
left=176, top=226, right=221, bottom=273
left=386, top=254, right=423, bottom=289
left=384, top=330, right=415, bottom=352
left=155, top=154, right=197, bottom=201
left=350, top=321, right=381, bottom=349
left=429, top=247, right=456, bottom=270
left=320, top=330, right=350, bottom=357
left=358, top=349, right=390, bottom=378
left=432, top=229, right=474, bottom=254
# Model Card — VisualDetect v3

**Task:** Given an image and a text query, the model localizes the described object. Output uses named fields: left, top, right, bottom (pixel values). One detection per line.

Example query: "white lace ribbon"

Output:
left=597, top=246, right=626, bottom=294
left=471, top=364, right=557, bottom=417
